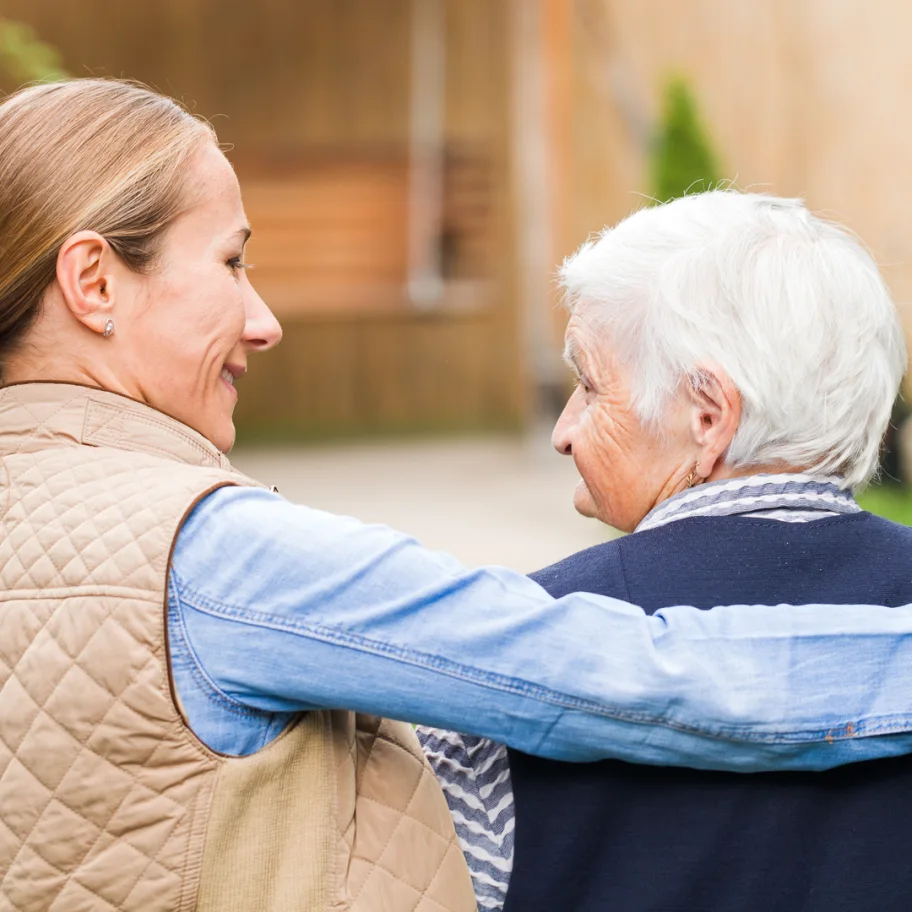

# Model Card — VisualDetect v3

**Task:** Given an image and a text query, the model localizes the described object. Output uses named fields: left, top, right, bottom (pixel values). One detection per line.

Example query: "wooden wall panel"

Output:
left=1, top=0, right=522, bottom=439
left=0, top=0, right=414, bottom=148
left=233, top=313, right=524, bottom=440
left=241, top=160, right=410, bottom=315
left=569, top=0, right=912, bottom=324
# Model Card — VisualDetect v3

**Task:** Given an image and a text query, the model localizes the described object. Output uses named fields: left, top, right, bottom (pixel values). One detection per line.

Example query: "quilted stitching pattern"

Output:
left=0, top=386, right=474, bottom=912
left=342, top=718, right=476, bottom=912
left=0, top=388, right=236, bottom=911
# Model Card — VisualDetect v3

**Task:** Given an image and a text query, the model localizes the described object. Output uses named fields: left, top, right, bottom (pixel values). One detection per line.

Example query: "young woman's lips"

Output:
left=220, top=367, right=239, bottom=398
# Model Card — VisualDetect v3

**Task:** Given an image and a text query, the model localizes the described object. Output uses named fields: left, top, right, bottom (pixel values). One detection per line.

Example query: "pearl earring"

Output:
left=103, top=318, right=115, bottom=338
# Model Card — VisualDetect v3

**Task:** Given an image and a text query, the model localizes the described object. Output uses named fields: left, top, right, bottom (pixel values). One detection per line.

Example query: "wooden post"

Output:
left=407, top=0, right=447, bottom=310
left=543, top=0, right=573, bottom=272
left=512, top=0, right=573, bottom=430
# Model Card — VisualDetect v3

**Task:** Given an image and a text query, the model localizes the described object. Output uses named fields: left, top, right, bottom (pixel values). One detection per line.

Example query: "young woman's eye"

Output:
left=227, top=256, right=251, bottom=272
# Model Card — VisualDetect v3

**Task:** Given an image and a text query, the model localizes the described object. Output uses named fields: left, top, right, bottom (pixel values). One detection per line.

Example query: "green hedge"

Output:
left=650, top=77, right=719, bottom=202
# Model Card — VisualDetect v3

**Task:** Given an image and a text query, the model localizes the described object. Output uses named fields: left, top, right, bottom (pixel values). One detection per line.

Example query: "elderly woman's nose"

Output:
left=552, top=413, right=574, bottom=455
left=243, top=290, right=283, bottom=352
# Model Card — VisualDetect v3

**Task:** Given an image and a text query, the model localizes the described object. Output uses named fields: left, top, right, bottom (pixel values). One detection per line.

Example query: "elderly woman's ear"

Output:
left=686, top=367, right=742, bottom=481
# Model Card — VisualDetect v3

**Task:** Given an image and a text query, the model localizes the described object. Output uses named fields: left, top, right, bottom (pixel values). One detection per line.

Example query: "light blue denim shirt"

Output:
left=168, top=485, right=912, bottom=772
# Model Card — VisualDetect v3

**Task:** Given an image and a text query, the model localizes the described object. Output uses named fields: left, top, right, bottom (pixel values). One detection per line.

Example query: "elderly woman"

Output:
left=2, top=80, right=912, bottom=912
left=420, top=191, right=912, bottom=912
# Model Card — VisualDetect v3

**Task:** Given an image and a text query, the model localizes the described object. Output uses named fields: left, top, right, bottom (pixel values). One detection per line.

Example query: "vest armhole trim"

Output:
left=161, top=480, right=240, bottom=763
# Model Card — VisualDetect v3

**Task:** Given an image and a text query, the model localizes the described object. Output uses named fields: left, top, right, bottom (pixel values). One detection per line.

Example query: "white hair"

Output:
left=559, top=191, right=907, bottom=489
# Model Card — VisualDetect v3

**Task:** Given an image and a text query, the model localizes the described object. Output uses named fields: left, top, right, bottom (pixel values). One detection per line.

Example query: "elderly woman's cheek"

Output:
left=583, top=402, right=655, bottom=529
left=574, top=417, right=621, bottom=521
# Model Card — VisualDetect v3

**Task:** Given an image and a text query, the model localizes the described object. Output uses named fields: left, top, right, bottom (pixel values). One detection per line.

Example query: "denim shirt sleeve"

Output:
left=170, top=486, right=912, bottom=772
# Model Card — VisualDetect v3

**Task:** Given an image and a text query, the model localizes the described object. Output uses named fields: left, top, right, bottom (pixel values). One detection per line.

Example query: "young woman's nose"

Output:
left=244, top=289, right=282, bottom=352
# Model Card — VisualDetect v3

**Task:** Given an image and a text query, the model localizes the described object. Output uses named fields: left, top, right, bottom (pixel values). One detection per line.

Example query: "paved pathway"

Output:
left=232, top=433, right=613, bottom=573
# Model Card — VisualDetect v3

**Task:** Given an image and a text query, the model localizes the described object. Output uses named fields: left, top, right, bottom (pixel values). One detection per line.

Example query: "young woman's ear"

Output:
left=687, top=366, right=742, bottom=479
left=55, top=231, right=116, bottom=336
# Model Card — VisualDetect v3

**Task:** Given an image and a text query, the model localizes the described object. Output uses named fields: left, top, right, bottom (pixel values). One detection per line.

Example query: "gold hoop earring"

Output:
left=685, top=467, right=700, bottom=489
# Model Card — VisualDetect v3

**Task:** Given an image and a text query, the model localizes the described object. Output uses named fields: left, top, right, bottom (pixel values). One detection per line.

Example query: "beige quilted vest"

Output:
left=0, top=383, right=475, bottom=912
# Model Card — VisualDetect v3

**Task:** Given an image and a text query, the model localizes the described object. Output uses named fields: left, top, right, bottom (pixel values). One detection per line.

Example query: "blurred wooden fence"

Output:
left=566, top=0, right=912, bottom=348
left=12, top=0, right=910, bottom=438
left=2, top=0, right=525, bottom=439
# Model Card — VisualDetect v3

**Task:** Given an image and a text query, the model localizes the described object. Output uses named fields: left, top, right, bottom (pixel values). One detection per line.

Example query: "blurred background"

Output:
left=3, top=0, right=912, bottom=569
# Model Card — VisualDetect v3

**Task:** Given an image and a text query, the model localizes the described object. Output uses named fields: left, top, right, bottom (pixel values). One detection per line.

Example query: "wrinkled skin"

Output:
left=552, top=308, right=744, bottom=532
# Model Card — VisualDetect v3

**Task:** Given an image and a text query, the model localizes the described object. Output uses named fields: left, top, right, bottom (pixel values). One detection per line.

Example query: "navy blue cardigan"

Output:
left=505, top=512, right=912, bottom=912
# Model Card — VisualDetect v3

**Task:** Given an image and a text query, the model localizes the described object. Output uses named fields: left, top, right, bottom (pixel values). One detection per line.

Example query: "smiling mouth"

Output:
left=220, top=364, right=246, bottom=394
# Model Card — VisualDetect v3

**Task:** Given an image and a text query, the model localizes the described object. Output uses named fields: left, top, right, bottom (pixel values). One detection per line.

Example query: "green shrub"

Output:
left=857, top=484, right=912, bottom=526
left=650, top=77, right=719, bottom=202
left=0, top=19, right=68, bottom=85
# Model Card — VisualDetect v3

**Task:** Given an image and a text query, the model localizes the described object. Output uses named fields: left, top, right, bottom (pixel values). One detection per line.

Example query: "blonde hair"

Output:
left=0, top=78, right=216, bottom=370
